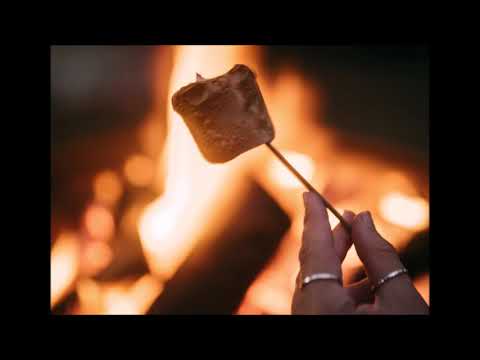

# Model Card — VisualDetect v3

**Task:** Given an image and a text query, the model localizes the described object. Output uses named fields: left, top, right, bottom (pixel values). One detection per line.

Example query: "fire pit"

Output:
left=51, top=45, right=429, bottom=315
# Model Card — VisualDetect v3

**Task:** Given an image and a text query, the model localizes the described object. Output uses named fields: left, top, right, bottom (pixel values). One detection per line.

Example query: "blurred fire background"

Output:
left=51, top=45, right=429, bottom=315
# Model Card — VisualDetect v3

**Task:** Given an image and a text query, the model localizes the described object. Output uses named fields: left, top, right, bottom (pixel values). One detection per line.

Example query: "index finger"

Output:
left=292, top=192, right=353, bottom=314
left=299, top=192, right=342, bottom=279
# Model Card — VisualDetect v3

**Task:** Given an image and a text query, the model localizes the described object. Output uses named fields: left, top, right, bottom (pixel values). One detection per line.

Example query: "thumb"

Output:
left=351, top=212, right=405, bottom=284
left=352, top=212, right=429, bottom=314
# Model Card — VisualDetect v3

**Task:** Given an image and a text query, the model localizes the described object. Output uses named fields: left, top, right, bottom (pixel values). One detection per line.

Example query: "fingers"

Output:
left=346, top=278, right=374, bottom=304
left=292, top=192, right=354, bottom=314
left=347, top=276, right=428, bottom=314
left=300, top=192, right=341, bottom=278
left=351, top=211, right=422, bottom=308
left=351, top=212, right=406, bottom=284
left=332, top=210, right=355, bottom=261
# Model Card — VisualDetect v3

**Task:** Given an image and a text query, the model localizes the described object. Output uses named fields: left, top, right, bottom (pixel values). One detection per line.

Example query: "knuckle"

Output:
left=367, top=233, right=397, bottom=255
left=376, top=239, right=397, bottom=255
left=355, top=303, right=377, bottom=314
left=298, top=246, right=309, bottom=267
left=336, top=298, right=356, bottom=314
left=310, top=292, right=355, bottom=314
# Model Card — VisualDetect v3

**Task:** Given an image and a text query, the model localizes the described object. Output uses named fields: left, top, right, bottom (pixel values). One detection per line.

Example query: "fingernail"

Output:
left=361, top=211, right=375, bottom=229
left=358, top=211, right=368, bottom=221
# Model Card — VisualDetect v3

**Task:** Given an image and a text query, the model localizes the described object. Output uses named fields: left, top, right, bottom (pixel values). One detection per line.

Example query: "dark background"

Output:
left=264, top=46, right=429, bottom=156
left=51, top=45, right=429, bottom=155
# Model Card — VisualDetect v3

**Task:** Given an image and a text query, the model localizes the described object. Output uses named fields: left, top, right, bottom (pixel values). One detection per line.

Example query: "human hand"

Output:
left=291, top=192, right=429, bottom=315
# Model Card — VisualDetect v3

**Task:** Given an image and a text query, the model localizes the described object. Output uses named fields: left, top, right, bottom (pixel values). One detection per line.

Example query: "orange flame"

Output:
left=51, top=232, right=79, bottom=308
left=138, top=46, right=262, bottom=279
left=234, top=51, right=429, bottom=313
left=52, top=46, right=428, bottom=315
left=379, top=192, right=429, bottom=230
left=93, top=170, right=123, bottom=207
left=124, top=154, right=155, bottom=187
left=84, top=204, right=115, bottom=241
left=75, top=274, right=163, bottom=314
left=268, top=151, right=315, bottom=189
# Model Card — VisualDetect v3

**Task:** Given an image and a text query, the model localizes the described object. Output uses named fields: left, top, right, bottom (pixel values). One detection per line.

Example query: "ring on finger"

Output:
left=371, top=268, right=408, bottom=292
left=301, top=272, right=342, bottom=290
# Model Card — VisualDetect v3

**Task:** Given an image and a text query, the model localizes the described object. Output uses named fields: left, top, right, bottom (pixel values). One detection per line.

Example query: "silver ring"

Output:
left=301, top=273, right=342, bottom=289
left=371, top=268, right=408, bottom=292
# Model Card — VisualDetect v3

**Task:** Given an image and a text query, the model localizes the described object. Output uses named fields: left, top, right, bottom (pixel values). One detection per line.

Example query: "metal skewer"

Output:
left=265, top=142, right=351, bottom=233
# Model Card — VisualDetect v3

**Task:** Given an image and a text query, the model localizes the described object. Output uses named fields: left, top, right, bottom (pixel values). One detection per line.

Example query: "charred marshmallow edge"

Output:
left=172, top=64, right=275, bottom=163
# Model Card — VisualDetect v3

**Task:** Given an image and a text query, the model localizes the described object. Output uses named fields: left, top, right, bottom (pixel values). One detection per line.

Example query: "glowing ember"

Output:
left=268, top=151, right=315, bottom=189
left=379, top=192, right=429, bottom=230
left=81, top=241, right=113, bottom=275
left=51, top=232, right=79, bottom=308
left=104, top=294, right=138, bottom=315
left=127, top=274, right=164, bottom=314
left=84, top=204, right=115, bottom=241
left=76, top=275, right=163, bottom=314
left=124, top=154, right=155, bottom=187
left=76, top=278, right=102, bottom=313
left=93, top=170, right=123, bottom=206
left=239, top=285, right=291, bottom=314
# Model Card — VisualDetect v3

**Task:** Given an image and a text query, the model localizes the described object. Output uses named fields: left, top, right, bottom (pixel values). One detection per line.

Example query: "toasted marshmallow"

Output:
left=172, top=64, right=274, bottom=163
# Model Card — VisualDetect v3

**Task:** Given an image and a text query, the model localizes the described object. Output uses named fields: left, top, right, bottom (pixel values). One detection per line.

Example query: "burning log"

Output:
left=93, top=190, right=156, bottom=282
left=147, top=179, right=290, bottom=314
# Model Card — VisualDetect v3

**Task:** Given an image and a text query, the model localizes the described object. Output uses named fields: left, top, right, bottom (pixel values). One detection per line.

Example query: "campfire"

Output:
left=51, top=45, right=429, bottom=314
